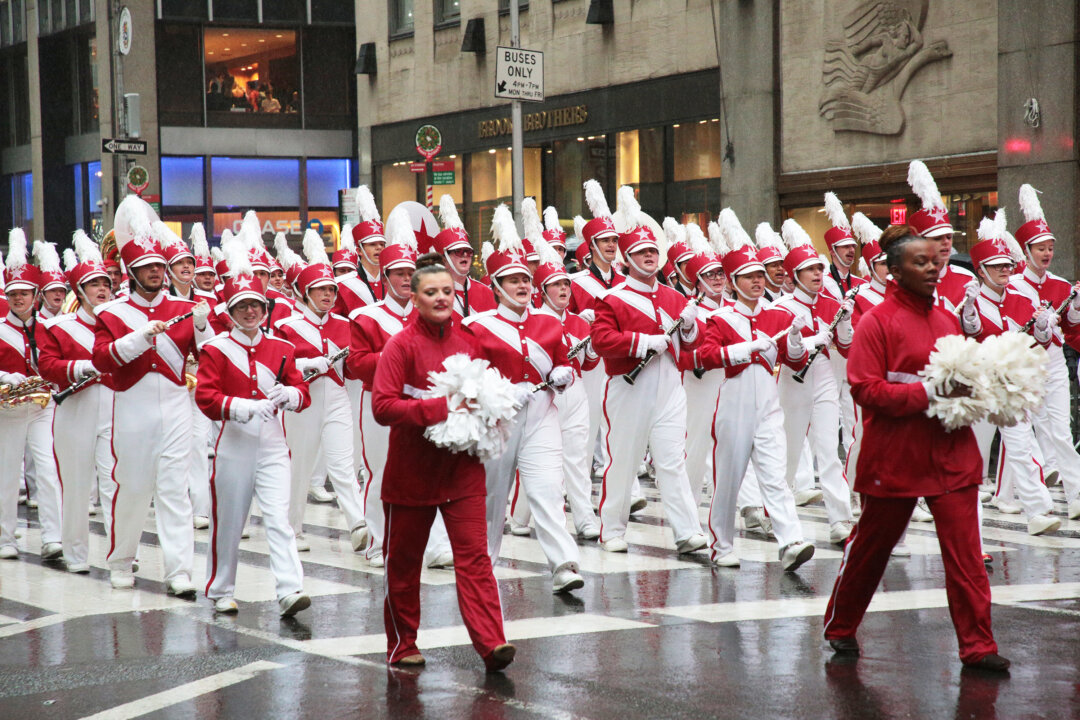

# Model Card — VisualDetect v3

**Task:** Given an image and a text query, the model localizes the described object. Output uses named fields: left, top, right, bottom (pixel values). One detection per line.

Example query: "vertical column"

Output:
left=26, top=0, right=44, bottom=236
left=95, top=0, right=115, bottom=228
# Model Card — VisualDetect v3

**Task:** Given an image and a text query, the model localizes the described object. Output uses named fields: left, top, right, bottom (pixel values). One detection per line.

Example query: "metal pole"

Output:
left=509, top=0, right=524, bottom=232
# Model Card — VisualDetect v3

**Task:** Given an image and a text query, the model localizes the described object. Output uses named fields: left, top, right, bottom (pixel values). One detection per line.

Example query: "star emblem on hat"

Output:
left=634, top=228, right=653, bottom=244
left=1036, top=220, right=1050, bottom=233
left=8, top=266, right=24, bottom=279
left=233, top=275, right=253, bottom=290
left=929, top=206, right=949, bottom=224
left=506, top=250, right=525, bottom=265
left=319, top=267, right=333, bottom=278
left=134, top=234, right=156, bottom=251
left=991, top=238, right=1010, bottom=254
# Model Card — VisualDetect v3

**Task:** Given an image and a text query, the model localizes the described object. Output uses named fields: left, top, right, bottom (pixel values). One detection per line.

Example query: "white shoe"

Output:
left=552, top=564, right=585, bottom=594
left=41, top=542, right=63, bottom=560
left=88, top=504, right=98, bottom=516
left=676, top=533, right=708, bottom=554
left=629, top=497, right=648, bottom=514
left=793, top=490, right=823, bottom=506
left=979, top=491, right=993, bottom=504
left=991, top=498, right=1022, bottom=514
left=67, top=562, right=90, bottom=574
left=601, top=537, right=629, bottom=553
left=780, top=541, right=815, bottom=572
left=1045, top=470, right=1060, bottom=487
left=911, top=499, right=933, bottom=523
left=578, top=524, right=601, bottom=540
left=350, top=526, right=369, bottom=553
left=829, top=521, right=854, bottom=545
left=110, top=569, right=135, bottom=589
left=240, top=527, right=251, bottom=539
left=509, top=520, right=532, bottom=537
left=309, top=487, right=336, bottom=503
left=850, top=493, right=862, bottom=518
left=1068, top=499, right=1080, bottom=520
left=279, top=591, right=311, bottom=617
left=193, top=515, right=210, bottom=529
left=214, top=597, right=239, bottom=614
left=427, top=551, right=454, bottom=569
left=711, top=552, right=740, bottom=568
left=368, top=551, right=385, bottom=568
left=741, top=507, right=772, bottom=536
left=27, top=498, right=38, bottom=509
left=0, top=545, right=17, bottom=560
left=166, top=576, right=197, bottom=599
left=1028, top=514, right=1061, bottom=536
left=891, top=543, right=912, bottom=557
left=294, top=534, right=310, bottom=552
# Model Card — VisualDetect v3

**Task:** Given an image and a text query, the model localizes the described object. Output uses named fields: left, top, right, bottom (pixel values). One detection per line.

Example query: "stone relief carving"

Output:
left=818, top=0, right=951, bottom=135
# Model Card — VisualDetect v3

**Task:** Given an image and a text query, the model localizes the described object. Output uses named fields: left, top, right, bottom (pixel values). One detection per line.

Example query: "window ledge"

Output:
left=389, top=29, right=415, bottom=42
left=434, top=20, right=461, bottom=31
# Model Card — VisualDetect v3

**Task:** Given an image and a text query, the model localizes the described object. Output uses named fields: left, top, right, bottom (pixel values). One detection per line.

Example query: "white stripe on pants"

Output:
left=108, top=374, right=194, bottom=582
left=829, top=352, right=857, bottom=453
left=598, top=356, right=703, bottom=544
left=206, top=416, right=303, bottom=600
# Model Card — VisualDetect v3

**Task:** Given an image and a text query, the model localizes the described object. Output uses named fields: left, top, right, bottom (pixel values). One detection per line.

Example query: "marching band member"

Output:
left=755, top=224, right=789, bottom=303
left=543, top=206, right=568, bottom=260
left=277, top=230, right=367, bottom=553
left=907, top=160, right=976, bottom=310
left=92, top=195, right=213, bottom=594
left=209, top=222, right=293, bottom=336
left=158, top=223, right=199, bottom=301
left=373, top=255, right=515, bottom=671
left=508, top=200, right=602, bottom=541
left=196, top=243, right=312, bottom=616
left=435, top=195, right=496, bottom=319
left=775, top=219, right=856, bottom=545
left=334, top=188, right=387, bottom=316
left=693, top=212, right=815, bottom=571
left=590, top=189, right=707, bottom=556
left=348, top=207, right=453, bottom=568
left=463, top=205, right=584, bottom=593
left=1009, top=184, right=1080, bottom=517
left=191, top=225, right=220, bottom=297
left=959, top=211, right=1059, bottom=536
left=37, top=233, right=116, bottom=572
left=0, top=231, right=62, bottom=560
left=34, top=244, right=67, bottom=320
left=823, top=224, right=1008, bottom=673
left=663, top=217, right=697, bottom=298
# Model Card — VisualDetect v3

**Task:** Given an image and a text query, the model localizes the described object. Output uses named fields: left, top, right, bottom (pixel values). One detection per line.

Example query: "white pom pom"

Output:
left=823, top=192, right=851, bottom=232
left=543, top=206, right=561, bottom=233
left=63, top=248, right=78, bottom=272
left=356, top=185, right=381, bottom=223
left=583, top=179, right=611, bottom=219
left=974, top=333, right=1048, bottom=426
left=907, top=160, right=946, bottom=212
left=521, top=197, right=544, bottom=245
left=850, top=212, right=882, bottom=244
left=423, top=354, right=523, bottom=461
left=439, top=194, right=464, bottom=230
left=919, top=335, right=990, bottom=431
left=302, top=228, right=330, bottom=265
left=32, top=240, right=62, bottom=274
left=781, top=218, right=814, bottom=251
left=1017, top=183, right=1044, bottom=224
left=718, top=208, right=754, bottom=251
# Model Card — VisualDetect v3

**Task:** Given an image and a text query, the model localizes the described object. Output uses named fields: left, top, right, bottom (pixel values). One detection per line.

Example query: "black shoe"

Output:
left=828, top=637, right=860, bottom=656
left=963, top=653, right=1010, bottom=673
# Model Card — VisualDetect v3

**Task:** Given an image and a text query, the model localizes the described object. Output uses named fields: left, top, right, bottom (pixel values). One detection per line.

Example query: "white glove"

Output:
left=1071, top=284, right=1080, bottom=311
left=578, top=308, right=595, bottom=324
left=192, top=300, right=211, bottom=331
left=230, top=398, right=257, bottom=423
left=549, top=365, right=574, bottom=389
left=678, top=301, right=698, bottom=326
left=298, top=356, right=331, bottom=376
left=512, top=384, right=534, bottom=407
left=749, top=336, right=776, bottom=355
left=1, top=372, right=28, bottom=385
left=142, top=321, right=167, bottom=339
left=253, top=399, right=277, bottom=422
left=963, top=280, right=980, bottom=308
left=640, top=334, right=670, bottom=357
left=840, top=298, right=855, bottom=317
left=1033, top=306, right=1055, bottom=343
left=806, top=330, right=832, bottom=351
left=73, top=360, right=97, bottom=379
left=267, top=383, right=302, bottom=410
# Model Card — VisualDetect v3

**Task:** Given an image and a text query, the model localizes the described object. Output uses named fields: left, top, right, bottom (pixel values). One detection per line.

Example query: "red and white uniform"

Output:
left=961, top=284, right=1054, bottom=518
left=37, top=307, right=116, bottom=569
left=0, top=312, right=62, bottom=551
left=93, top=292, right=212, bottom=582
left=772, top=288, right=855, bottom=526
left=843, top=275, right=887, bottom=486
left=452, top=277, right=497, bottom=320
left=372, top=316, right=507, bottom=665
left=935, top=263, right=977, bottom=312
left=679, top=295, right=727, bottom=506
left=462, top=306, right=581, bottom=572
left=209, top=292, right=293, bottom=336
left=824, top=282, right=997, bottom=664
left=276, top=304, right=365, bottom=538
left=823, top=267, right=867, bottom=454
left=1011, top=267, right=1080, bottom=505
left=332, top=267, right=382, bottom=481
left=590, top=276, right=705, bottom=545
left=694, top=300, right=808, bottom=562
left=348, top=297, right=451, bottom=564
left=196, top=328, right=310, bottom=601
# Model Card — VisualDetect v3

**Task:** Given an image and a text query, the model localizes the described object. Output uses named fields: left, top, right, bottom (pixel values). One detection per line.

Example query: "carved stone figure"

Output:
left=818, top=0, right=951, bottom=135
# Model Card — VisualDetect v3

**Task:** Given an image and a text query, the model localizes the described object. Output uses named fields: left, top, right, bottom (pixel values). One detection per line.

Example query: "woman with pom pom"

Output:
left=823, top=224, right=1009, bottom=673
left=372, top=252, right=514, bottom=672
left=959, top=211, right=1059, bottom=536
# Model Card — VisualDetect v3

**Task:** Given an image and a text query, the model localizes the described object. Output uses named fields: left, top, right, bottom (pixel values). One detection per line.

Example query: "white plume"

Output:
left=977, top=209, right=1007, bottom=243
left=439, top=194, right=465, bottom=230
left=718, top=208, right=754, bottom=251
left=662, top=217, right=684, bottom=249
left=583, top=179, right=612, bottom=219
left=32, top=240, right=62, bottom=274
left=781, top=218, right=815, bottom=250
left=573, top=215, right=586, bottom=242
left=522, top=197, right=544, bottom=245
left=907, top=160, right=946, bottom=212
left=708, top=221, right=729, bottom=256
left=339, top=225, right=357, bottom=254
left=615, top=185, right=641, bottom=230
left=5, top=228, right=28, bottom=272
left=273, top=232, right=290, bottom=260
left=356, top=185, right=381, bottom=223
left=1017, top=183, right=1045, bottom=224
left=1003, top=231, right=1024, bottom=262
left=220, top=228, right=234, bottom=245
left=210, top=247, right=224, bottom=263
left=543, top=206, right=562, bottom=233
left=302, top=229, right=330, bottom=265
left=385, top=205, right=418, bottom=252
left=190, top=224, right=210, bottom=260
left=858, top=257, right=869, bottom=276
left=224, top=236, right=254, bottom=280
left=481, top=241, right=496, bottom=268
left=63, top=248, right=78, bottom=272
left=685, top=222, right=711, bottom=255
left=152, top=220, right=185, bottom=251
left=73, top=229, right=104, bottom=265
left=754, top=222, right=786, bottom=255
left=491, top=204, right=525, bottom=254
left=850, top=212, right=882, bottom=244
left=241, top=210, right=264, bottom=248
left=534, top=235, right=563, bottom=268
left=823, top=192, right=850, bottom=231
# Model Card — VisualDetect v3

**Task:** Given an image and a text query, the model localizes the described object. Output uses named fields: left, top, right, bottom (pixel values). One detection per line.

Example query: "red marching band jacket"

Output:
left=92, top=294, right=205, bottom=392
left=934, top=263, right=977, bottom=312
left=1010, top=267, right=1076, bottom=350
left=36, top=308, right=116, bottom=393
left=533, top=304, right=599, bottom=377
left=850, top=278, right=887, bottom=330
left=461, top=306, right=571, bottom=386
left=0, top=313, right=37, bottom=378
left=568, top=266, right=625, bottom=315
left=692, top=302, right=805, bottom=378
left=964, top=285, right=1050, bottom=348
left=195, top=328, right=310, bottom=421
left=209, top=292, right=294, bottom=336
left=333, top=269, right=383, bottom=318
left=590, top=276, right=700, bottom=377
left=768, top=288, right=851, bottom=361
left=346, top=300, right=416, bottom=391
left=274, top=304, right=352, bottom=386
left=452, top=277, right=497, bottom=320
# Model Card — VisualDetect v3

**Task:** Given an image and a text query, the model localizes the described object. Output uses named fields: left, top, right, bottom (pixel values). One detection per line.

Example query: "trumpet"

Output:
left=0, top=376, right=52, bottom=409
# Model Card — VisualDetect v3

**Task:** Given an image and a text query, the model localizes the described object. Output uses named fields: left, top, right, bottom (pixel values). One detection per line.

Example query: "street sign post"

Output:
left=415, top=125, right=444, bottom=209
left=495, top=46, right=544, bottom=103
left=101, top=138, right=147, bottom=155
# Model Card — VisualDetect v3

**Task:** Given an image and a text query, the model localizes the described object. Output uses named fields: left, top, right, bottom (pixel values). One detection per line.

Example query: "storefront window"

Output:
left=467, top=147, right=542, bottom=242
left=204, top=27, right=299, bottom=119
left=615, top=128, right=663, bottom=187
left=307, top=158, right=352, bottom=208
left=551, top=137, right=606, bottom=223
left=431, top=155, right=463, bottom=204
left=435, top=0, right=460, bottom=25
left=162, top=156, right=205, bottom=208
left=673, top=119, right=723, bottom=182
left=379, top=162, right=418, bottom=215
left=212, top=156, right=300, bottom=210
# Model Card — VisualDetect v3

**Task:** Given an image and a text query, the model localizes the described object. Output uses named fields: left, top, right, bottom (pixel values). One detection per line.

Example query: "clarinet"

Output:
left=53, top=372, right=101, bottom=405
left=792, top=286, right=860, bottom=384
left=301, top=347, right=351, bottom=381
left=623, top=294, right=702, bottom=385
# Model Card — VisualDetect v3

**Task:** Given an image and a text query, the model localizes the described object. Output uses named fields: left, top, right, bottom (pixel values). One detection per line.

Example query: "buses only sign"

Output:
left=495, top=47, right=544, bottom=103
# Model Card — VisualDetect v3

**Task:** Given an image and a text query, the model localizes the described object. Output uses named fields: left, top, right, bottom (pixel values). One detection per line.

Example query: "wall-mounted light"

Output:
left=462, top=18, right=486, bottom=54
left=586, top=0, right=614, bottom=25
left=356, top=43, right=377, bottom=75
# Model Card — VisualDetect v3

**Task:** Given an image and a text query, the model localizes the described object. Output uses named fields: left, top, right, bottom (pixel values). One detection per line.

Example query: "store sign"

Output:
left=117, top=7, right=133, bottom=55
left=214, top=211, right=339, bottom=240
left=432, top=171, right=455, bottom=185
left=495, top=47, right=544, bottom=103
left=478, top=105, right=588, bottom=139
left=415, top=124, right=442, bottom=161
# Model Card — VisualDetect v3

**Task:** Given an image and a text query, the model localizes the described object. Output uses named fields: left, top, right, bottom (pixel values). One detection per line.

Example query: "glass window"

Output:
left=79, top=0, right=92, bottom=24
left=466, top=147, right=541, bottom=242
left=1, top=1, right=11, bottom=46
left=159, top=0, right=208, bottom=20
left=379, top=162, right=418, bottom=214
left=389, top=0, right=413, bottom=36
left=497, top=0, right=528, bottom=12
left=300, top=25, right=355, bottom=130
left=262, top=0, right=304, bottom=22
left=435, top=0, right=460, bottom=25
left=673, top=119, right=723, bottom=182
left=87, top=160, right=101, bottom=222
left=212, top=0, right=257, bottom=21
left=204, top=27, right=299, bottom=120
left=10, top=48, right=30, bottom=146
left=211, top=156, right=299, bottom=208
left=551, top=137, right=607, bottom=222
left=431, top=155, right=462, bottom=204
left=615, top=128, right=663, bottom=187
left=162, top=156, right=205, bottom=207
left=12, top=170, right=32, bottom=233
left=156, top=23, right=204, bottom=126
left=75, top=35, right=99, bottom=134
left=311, top=0, right=353, bottom=24
left=72, top=164, right=83, bottom=228
left=12, top=0, right=24, bottom=44
left=307, top=158, right=352, bottom=208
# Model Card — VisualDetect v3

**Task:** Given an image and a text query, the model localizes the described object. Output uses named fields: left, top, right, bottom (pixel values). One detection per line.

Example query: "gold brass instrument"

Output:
left=60, top=289, right=81, bottom=315
left=185, top=353, right=198, bottom=391
left=0, top=376, right=52, bottom=409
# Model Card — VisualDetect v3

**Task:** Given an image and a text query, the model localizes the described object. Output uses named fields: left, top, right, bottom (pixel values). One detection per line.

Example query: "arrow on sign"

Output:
left=497, top=80, right=507, bottom=93
left=101, top=138, right=148, bottom=155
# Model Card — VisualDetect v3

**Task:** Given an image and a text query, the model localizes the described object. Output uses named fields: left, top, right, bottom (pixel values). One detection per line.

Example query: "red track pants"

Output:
left=823, top=484, right=998, bottom=663
left=383, top=495, right=506, bottom=663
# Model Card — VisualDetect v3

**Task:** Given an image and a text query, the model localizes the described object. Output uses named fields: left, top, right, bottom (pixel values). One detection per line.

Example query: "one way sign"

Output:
left=101, top=138, right=148, bottom=155
left=495, top=46, right=544, bottom=103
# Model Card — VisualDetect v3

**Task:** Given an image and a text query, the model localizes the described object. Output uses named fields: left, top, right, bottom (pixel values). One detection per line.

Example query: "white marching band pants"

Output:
left=358, top=390, right=450, bottom=563
left=778, top=360, right=853, bottom=525
left=829, top=353, right=857, bottom=454
left=0, top=403, right=63, bottom=549
left=108, top=374, right=194, bottom=582
left=54, top=384, right=115, bottom=567
left=485, top=390, right=580, bottom=572
left=188, top=390, right=212, bottom=518
left=598, top=356, right=703, bottom=544
left=206, top=414, right=303, bottom=601
left=987, top=416, right=1053, bottom=517
left=708, top=367, right=806, bottom=559
left=285, top=379, right=365, bottom=535
left=1031, top=346, right=1080, bottom=501
left=684, top=369, right=725, bottom=507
